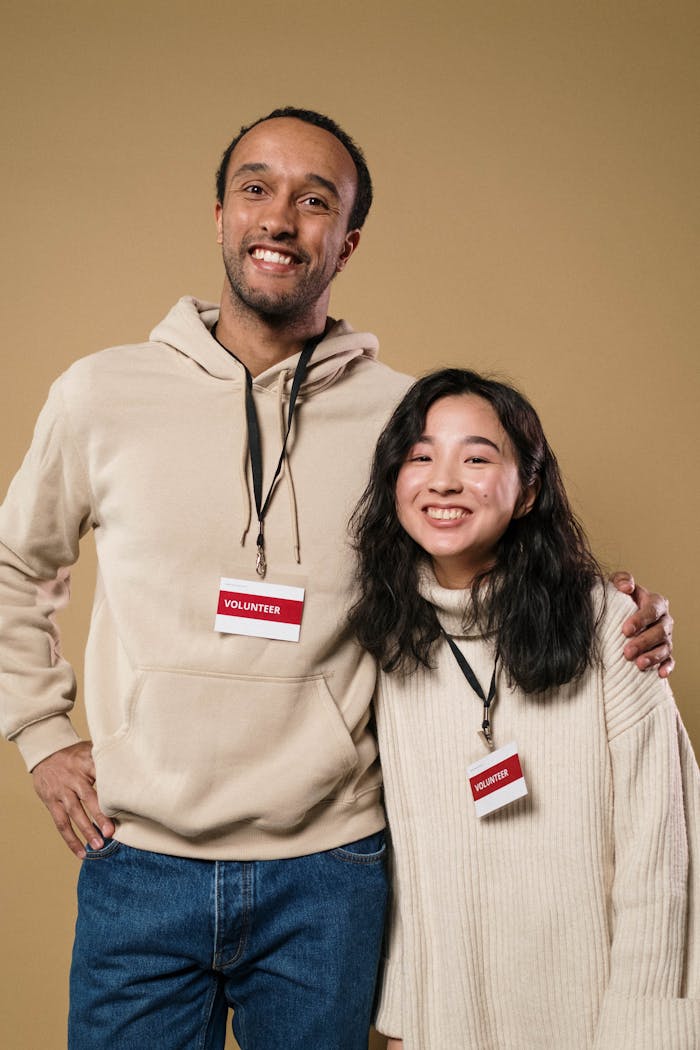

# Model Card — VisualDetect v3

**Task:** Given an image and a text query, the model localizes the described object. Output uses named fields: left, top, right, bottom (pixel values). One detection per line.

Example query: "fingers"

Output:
left=622, top=611, right=674, bottom=677
left=621, top=588, right=670, bottom=637
left=613, top=572, right=675, bottom=678
left=657, top=655, right=675, bottom=679
left=610, top=570, right=635, bottom=595
left=31, top=742, right=115, bottom=858
left=45, top=797, right=96, bottom=859
left=624, top=637, right=673, bottom=669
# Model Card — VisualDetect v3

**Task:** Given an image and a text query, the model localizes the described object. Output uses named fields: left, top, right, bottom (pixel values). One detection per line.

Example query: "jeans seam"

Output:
left=219, top=862, right=253, bottom=969
left=233, top=1002, right=248, bottom=1050
left=195, top=976, right=222, bottom=1050
left=328, top=847, right=386, bottom=865
left=83, top=839, right=122, bottom=860
left=212, top=861, right=223, bottom=969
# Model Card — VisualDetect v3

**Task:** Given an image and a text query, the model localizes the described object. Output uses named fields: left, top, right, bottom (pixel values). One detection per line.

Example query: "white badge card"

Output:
left=467, top=741, right=528, bottom=817
left=215, top=577, right=305, bottom=642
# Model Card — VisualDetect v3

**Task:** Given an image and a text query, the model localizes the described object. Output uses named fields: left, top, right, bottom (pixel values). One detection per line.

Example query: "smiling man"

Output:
left=0, top=107, right=674, bottom=1050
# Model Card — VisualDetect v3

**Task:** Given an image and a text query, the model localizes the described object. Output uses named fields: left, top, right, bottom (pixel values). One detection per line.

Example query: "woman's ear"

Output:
left=513, top=478, right=541, bottom=520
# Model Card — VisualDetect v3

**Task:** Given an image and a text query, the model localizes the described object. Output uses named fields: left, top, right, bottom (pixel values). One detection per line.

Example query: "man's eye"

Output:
left=302, top=196, right=328, bottom=208
left=243, top=184, right=265, bottom=195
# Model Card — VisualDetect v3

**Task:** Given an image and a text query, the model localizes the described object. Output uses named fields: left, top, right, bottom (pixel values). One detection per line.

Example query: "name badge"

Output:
left=215, top=577, right=305, bottom=642
left=467, top=741, right=527, bottom=817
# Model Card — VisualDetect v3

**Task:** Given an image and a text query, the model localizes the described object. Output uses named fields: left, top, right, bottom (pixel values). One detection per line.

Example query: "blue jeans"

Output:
left=68, top=831, right=387, bottom=1050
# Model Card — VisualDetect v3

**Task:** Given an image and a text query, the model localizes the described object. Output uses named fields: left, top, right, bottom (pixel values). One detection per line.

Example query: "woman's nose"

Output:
left=428, top=463, right=463, bottom=494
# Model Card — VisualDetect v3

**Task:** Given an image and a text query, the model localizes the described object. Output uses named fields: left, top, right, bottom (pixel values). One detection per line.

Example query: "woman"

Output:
left=349, top=369, right=699, bottom=1049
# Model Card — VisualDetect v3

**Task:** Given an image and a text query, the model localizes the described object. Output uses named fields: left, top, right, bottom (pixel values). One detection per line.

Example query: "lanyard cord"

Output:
left=442, top=630, right=498, bottom=750
left=212, top=325, right=323, bottom=576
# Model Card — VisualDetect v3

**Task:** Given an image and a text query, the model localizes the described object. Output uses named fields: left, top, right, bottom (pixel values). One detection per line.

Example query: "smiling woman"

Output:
left=349, top=368, right=700, bottom=1050
left=350, top=368, right=602, bottom=690
left=395, top=394, right=538, bottom=590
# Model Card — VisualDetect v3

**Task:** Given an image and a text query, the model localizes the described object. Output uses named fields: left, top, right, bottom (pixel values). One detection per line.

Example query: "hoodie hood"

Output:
left=149, top=295, right=380, bottom=395
left=149, top=296, right=384, bottom=570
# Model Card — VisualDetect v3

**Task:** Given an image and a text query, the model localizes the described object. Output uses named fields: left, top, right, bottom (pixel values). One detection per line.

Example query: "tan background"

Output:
left=1, top=2, right=698, bottom=1047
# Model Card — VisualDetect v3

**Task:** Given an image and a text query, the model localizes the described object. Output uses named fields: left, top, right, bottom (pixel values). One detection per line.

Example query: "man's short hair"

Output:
left=215, top=107, right=373, bottom=231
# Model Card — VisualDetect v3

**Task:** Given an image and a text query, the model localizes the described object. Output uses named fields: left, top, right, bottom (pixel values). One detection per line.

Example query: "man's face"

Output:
left=215, top=117, right=360, bottom=322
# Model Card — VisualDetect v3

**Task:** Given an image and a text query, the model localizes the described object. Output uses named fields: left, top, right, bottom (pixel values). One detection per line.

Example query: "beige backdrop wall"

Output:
left=1, top=2, right=698, bottom=1048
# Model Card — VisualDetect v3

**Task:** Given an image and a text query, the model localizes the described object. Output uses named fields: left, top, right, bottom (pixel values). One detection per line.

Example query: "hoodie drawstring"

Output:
left=275, top=370, right=302, bottom=565
left=238, top=380, right=252, bottom=546
left=234, top=335, right=320, bottom=575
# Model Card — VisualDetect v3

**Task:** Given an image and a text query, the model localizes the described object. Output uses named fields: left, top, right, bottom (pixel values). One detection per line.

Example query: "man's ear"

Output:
left=336, top=229, right=361, bottom=272
left=214, top=200, right=223, bottom=245
left=513, top=478, right=541, bottom=519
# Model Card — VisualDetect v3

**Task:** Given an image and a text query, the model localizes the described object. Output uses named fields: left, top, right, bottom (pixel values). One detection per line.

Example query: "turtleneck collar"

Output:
left=417, top=559, right=496, bottom=641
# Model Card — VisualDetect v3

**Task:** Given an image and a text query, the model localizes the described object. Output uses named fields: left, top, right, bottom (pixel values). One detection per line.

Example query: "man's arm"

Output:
left=0, top=377, right=111, bottom=856
left=611, top=572, right=674, bottom=678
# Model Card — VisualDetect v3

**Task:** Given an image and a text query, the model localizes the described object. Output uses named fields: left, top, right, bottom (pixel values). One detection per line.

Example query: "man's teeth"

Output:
left=426, top=507, right=468, bottom=520
left=252, top=248, right=294, bottom=265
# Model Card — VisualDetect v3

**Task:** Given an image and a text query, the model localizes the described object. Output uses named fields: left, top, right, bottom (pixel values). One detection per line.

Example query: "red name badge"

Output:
left=467, top=741, right=528, bottom=817
left=215, top=577, right=305, bottom=642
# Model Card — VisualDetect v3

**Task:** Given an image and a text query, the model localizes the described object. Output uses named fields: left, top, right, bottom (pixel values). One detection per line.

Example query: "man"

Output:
left=0, top=108, right=673, bottom=1050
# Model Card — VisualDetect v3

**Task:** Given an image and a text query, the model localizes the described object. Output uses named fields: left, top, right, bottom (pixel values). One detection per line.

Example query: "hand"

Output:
left=610, top=572, right=674, bottom=678
left=31, top=741, right=115, bottom=858
left=387, top=1041, right=404, bottom=1050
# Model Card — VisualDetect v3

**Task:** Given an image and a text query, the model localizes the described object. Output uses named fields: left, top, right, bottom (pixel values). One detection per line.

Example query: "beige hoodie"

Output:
left=0, top=296, right=411, bottom=859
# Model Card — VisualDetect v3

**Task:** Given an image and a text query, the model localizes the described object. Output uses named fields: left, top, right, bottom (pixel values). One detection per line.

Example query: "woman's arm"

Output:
left=594, top=590, right=699, bottom=1047
left=373, top=870, right=404, bottom=1043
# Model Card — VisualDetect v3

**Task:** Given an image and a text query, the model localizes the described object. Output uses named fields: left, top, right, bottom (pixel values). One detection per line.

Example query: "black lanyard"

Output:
left=442, top=630, right=498, bottom=750
left=212, top=325, right=322, bottom=576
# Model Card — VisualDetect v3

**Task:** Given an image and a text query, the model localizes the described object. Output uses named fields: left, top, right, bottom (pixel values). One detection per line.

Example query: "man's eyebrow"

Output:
left=228, top=164, right=340, bottom=200
left=305, top=173, right=340, bottom=199
left=229, top=162, right=269, bottom=181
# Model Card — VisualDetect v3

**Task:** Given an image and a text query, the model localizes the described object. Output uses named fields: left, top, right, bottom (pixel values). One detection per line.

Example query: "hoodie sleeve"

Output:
left=593, top=588, right=700, bottom=1049
left=0, top=377, right=95, bottom=770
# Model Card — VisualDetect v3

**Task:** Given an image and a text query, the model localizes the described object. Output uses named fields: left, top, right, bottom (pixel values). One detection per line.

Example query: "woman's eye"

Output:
left=408, top=454, right=431, bottom=462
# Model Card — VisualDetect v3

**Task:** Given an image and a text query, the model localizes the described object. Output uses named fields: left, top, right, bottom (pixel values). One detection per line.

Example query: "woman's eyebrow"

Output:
left=463, top=435, right=501, bottom=452
left=415, top=434, right=501, bottom=452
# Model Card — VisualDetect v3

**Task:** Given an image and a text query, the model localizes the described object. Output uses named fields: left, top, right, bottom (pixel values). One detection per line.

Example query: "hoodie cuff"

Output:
left=13, top=714, right=82, bottom=772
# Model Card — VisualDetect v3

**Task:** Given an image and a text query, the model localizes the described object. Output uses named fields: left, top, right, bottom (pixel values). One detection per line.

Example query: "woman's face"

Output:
left=395, top=394, right=536, bottom=589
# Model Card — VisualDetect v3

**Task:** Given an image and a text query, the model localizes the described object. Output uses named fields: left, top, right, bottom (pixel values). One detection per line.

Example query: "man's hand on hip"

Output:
left=31, top=741, right=115, bottom=858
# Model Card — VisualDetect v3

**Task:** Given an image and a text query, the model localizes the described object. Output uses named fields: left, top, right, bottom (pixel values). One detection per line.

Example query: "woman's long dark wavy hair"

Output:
left=348, top=369, right=605, bottom=693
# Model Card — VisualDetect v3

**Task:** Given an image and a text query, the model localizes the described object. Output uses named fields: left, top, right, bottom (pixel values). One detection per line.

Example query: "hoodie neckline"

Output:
left=149, top=295, right=379, bottom=395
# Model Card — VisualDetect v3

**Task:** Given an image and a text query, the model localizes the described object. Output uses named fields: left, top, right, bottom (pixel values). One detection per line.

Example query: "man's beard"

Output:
left=222, top=242, right=335, bottom=321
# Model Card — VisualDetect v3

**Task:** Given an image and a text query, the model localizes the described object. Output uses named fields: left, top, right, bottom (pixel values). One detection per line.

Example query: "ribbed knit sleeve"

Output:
left=594, top=588, right=700, bottom=1048
left=374, top=860, right=404, bottom=1038
left=0, top=377, right=94, bottom=769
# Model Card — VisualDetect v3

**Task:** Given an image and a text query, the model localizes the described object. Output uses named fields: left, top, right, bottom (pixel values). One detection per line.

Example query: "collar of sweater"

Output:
left=417, top=560, right=496, bottom=641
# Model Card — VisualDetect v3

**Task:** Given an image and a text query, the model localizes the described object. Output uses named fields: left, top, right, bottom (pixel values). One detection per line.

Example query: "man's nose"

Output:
left=259, top=196, right=297, bottom=237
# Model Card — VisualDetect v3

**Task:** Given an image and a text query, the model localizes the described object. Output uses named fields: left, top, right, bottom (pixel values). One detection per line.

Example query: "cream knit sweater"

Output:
left=374, top=575, right=699, bottom=1049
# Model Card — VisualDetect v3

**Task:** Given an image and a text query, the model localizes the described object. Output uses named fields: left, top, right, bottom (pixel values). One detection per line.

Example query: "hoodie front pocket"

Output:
left=93, top=668, right=359, bottom=837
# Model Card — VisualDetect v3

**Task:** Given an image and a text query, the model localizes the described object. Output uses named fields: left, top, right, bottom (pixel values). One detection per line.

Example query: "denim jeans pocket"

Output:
left=330, top=829, right=386, bottom=864
left=83, top=837, right=122, bottom=860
